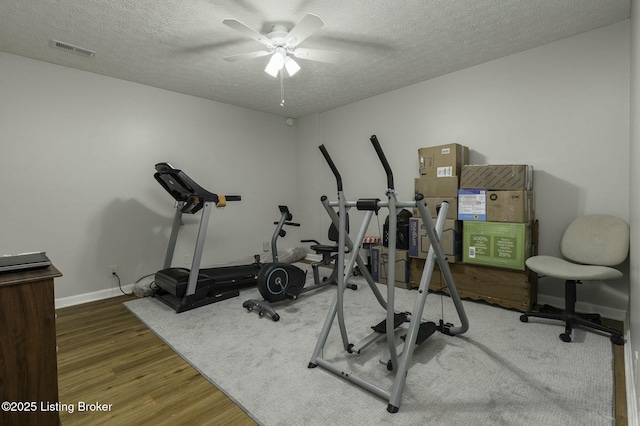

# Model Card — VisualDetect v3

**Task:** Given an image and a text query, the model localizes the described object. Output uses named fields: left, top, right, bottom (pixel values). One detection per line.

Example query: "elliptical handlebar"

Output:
left=319, top=145, right=343, bottom=192
left=369, top=135, right=394, bottom=190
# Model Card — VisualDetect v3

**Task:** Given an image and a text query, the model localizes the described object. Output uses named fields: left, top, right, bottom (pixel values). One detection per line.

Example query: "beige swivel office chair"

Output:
left=520, top=214, right=629, bottom=345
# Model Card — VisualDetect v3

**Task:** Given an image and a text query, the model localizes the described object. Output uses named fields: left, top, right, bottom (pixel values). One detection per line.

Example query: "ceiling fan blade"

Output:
left=223, top=19, right=273, bottom=48
left=292, top=48, right=340, bottom=64
left=285, top=14, right=324, bottom=47
left=223, top=51, right=272, bottom=62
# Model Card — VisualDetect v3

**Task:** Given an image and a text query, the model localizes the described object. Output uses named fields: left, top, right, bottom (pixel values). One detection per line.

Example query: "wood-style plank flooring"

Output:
left=56, top=295, right=256, bottom=426
left=56, top=295, right=627, bottom=425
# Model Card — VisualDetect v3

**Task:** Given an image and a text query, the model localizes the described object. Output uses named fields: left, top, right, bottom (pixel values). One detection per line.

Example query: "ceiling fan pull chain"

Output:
left=280, top=70, right=285, bottom=107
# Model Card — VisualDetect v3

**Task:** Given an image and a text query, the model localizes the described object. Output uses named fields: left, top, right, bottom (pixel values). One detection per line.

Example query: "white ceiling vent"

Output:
left=49, top=39, right=95, bottom=58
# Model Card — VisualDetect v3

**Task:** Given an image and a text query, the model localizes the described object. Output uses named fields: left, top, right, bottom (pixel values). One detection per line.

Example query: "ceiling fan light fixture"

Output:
left=284, top=56, right=300, bottom=77
left=264, top=50, right=286, bottom=77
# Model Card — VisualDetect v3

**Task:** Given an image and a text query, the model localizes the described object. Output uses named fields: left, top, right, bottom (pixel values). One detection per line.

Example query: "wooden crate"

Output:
left=410, top=258, right=537, bottom=311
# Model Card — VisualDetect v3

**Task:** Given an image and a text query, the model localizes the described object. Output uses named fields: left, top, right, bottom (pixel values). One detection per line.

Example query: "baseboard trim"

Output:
left=536, top=294, right=627, bottom=322
left=55, top=284, right=135, bottom=309
left=305, top=254, right=322, bottom=262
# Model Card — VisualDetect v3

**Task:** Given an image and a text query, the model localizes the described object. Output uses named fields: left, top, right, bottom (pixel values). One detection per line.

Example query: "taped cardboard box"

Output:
left=460, top=164, right=533, bottom=190
left=418, top=144, right=469, bottom=177
left=458, top=189, right=486, bottom=221
left=459, top=190, right=535, bottom=223
left=415, top=176, right=459, bottom=197
left=370, top=246, right=412, bottom=289
left=463, top=221, right=533, bottom=270
left=408, top=217, right=461, bottom=262
left=487, top=190, right=534, bottom=223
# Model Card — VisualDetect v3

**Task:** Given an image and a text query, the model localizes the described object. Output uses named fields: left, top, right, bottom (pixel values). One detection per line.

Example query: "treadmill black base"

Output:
left=154, top=289, right=239, bottom=313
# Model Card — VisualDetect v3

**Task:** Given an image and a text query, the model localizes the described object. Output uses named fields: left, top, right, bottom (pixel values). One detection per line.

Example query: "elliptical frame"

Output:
left=307, top=135, right=469, bottom=413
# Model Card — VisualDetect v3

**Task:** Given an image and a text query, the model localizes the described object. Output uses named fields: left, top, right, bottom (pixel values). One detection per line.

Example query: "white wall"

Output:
left=0, top=52, right=297, bottom=303
left=296, top=21, right=631, bottom=317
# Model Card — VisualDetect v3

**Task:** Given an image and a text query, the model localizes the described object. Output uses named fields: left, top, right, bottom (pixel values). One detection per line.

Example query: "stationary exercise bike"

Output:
left=243, top=206, right=307, bottom=321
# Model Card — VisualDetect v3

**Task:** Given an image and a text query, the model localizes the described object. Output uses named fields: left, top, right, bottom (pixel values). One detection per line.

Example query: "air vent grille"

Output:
left=49, top=40, right=95, bottom=58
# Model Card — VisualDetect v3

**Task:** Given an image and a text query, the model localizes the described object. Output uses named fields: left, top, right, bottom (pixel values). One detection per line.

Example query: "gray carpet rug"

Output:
left=125, top=265, right=614, bottom=426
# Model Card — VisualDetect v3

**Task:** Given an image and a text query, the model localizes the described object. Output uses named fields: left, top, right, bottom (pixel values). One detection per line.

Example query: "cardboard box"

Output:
left=418, top=144, right=469, bottom=177
left=371, top=246, right=412, bottom=288
left=458, top=190, right=535, bottom=222
left=414, top=176, right=459, bottom=197
left=408, top=217, right=461, bottom=262
left=487, top=191, right=534, bottom=223
left=460, top=165, right=533, bottom=190
left=463, top=221, right=532, bottom=270
left=458, top=189, right=486, bottom=221
left=416, top=197, right=458, bottom=220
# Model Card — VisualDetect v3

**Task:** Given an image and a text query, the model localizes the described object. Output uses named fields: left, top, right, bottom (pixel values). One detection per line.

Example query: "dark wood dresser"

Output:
left=0, top=265, right=62, bottom=425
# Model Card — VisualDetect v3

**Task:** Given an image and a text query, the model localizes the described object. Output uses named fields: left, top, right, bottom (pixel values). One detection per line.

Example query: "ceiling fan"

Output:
left=222, top=14, right=340, bottom=79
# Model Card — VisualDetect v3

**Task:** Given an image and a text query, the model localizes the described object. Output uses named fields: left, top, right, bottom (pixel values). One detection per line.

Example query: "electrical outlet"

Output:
left=263, top=242, right=270, bottom=252
left=109, top=265, right=118, bottom=275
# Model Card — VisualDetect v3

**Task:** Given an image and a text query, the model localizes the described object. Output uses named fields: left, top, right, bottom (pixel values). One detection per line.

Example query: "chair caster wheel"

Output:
left=611, top=335, right=624, bottom=345
left=519, top=315, right=528, bottom=323
left=559, top=333, right=572, bottom=343
left=272, top=313, right=280, bottom=322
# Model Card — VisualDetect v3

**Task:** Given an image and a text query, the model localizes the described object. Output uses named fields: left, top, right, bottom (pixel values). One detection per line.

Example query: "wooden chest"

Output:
left=410, top=259, right=537, bottom=312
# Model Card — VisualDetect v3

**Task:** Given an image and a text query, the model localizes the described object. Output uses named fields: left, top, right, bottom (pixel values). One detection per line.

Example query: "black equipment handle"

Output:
left=301, top=239, right=321, bottom=245
left=369, top=135, right=394, bottom=190
left=225, top=195, right=242, bottom=202
left=319, top=145, right=343, bottom=192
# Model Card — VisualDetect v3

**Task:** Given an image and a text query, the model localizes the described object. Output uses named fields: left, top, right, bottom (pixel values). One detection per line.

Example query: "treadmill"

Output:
left=153, top=163, right=261, bottom=313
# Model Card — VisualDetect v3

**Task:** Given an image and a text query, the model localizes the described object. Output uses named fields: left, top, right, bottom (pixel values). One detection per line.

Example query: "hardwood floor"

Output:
left=607, top=317, right=628, bottom=426
left=56, top=296, right=627, bottom=425
left=55, top=295, right=256, bottom=426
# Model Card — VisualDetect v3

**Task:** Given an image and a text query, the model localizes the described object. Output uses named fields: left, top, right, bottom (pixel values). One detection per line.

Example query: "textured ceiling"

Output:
left=0, top=1, right=631, bottom=118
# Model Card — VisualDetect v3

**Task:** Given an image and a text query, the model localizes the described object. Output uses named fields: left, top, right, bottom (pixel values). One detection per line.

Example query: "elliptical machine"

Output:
left=243, top=206, right=307, bottom=321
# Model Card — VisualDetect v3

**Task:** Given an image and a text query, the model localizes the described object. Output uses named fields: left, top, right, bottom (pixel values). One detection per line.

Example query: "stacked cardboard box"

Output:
left=375, top=147, right=538, bottom=312
left=457, top=164, right=535, bottom=271
left=410, top=143, right=468, bottom=265
left=370, top=246, right=412, bottom=289
left=408, top=159, right=538, bottom=312
left=373, top=143, right=468, bottom=289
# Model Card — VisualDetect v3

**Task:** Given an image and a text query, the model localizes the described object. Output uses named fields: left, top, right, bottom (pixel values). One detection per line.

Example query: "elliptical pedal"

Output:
left=371, top=312, right=409, bottom=333
left=436, top=319, right=455, bottom=336
left=401, top=321, right=438, bottom=345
